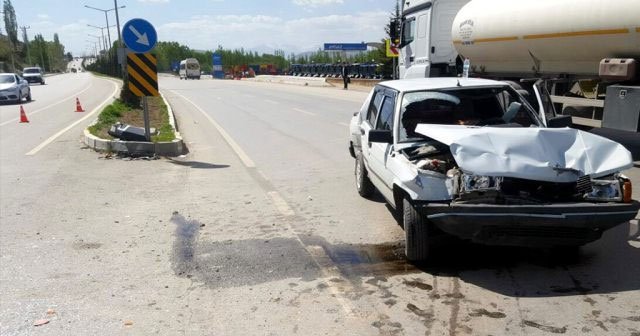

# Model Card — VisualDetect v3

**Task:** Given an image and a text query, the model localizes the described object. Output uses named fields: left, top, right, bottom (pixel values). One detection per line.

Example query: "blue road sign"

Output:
left=122, top=18, right=157, bottom=53
left=323, top=43, right=367, bottom=51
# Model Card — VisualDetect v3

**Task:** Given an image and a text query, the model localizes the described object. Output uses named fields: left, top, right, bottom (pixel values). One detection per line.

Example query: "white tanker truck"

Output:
left=397, top=0, right=640, bottom=138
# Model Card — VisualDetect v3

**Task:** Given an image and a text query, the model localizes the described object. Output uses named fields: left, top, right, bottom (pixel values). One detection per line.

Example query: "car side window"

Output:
left=367, top=90, right=384, bottom=126
left=376, top=95, right=396, bottom=131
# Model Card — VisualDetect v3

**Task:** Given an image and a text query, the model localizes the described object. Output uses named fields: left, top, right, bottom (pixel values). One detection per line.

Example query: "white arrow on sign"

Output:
left=129, top=25, right=149, bottom=46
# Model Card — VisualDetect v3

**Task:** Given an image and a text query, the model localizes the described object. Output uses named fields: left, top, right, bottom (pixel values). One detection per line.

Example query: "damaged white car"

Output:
left=348, top=78, right=639, bottom=261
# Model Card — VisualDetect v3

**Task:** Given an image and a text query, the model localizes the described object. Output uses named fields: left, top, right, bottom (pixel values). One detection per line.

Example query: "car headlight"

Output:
left=460, top=174, right=503, bottom=193
left=584, top=178, right=623, bottom=202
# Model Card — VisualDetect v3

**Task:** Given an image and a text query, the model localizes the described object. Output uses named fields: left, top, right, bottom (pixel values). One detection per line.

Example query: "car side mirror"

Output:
left=369, top=130, right=393, bottom=144
left=547, top=115, right=573, bottom=128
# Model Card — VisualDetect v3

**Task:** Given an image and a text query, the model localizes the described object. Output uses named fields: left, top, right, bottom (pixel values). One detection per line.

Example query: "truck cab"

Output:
left=398, top=0, right=469, bottom=79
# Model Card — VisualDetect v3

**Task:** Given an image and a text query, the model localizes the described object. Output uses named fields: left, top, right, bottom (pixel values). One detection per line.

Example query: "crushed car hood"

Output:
left=414, top=124, right=632, bottom=182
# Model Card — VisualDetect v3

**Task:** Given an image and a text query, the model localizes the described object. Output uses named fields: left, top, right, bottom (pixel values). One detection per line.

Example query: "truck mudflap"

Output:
left=417, top=202, right=640, bottom=247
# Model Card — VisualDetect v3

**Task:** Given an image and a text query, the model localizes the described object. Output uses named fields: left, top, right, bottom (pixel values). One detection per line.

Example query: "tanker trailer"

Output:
left=450, top=0, right=640, bottom=153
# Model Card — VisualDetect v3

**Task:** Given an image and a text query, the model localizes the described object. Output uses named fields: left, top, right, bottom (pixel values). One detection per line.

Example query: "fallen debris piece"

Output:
left=33, top=319, right=49, bottom=326
left=124, top=320, right=134, bottom=326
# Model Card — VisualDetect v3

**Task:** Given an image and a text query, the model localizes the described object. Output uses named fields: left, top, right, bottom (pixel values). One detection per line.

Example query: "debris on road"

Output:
left=33, top=319, right=49, bottom=327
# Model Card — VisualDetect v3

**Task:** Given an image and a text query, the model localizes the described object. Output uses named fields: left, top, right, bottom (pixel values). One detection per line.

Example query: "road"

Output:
left=1, top=74, right=639, bottom=335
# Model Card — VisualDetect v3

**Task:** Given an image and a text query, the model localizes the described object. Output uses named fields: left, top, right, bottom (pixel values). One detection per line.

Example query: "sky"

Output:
left=8, top=0, right=393, bottom=57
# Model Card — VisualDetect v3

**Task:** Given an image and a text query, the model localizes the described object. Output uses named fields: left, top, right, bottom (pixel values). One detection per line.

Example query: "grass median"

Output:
left=88, top=96, right=176, bottom=142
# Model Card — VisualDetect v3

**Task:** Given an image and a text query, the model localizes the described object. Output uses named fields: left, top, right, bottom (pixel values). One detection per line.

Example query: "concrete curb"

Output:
left=248, top=75, right=332, bottom=87
left=82, top=92, right=185, bottom=157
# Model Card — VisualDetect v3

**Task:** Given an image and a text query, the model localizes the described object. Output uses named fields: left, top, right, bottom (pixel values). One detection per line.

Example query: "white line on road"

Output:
left=338, top=122, right=350, bottom=127
left=0, top=83, right=94, bottom=127
left=293, top=108, right=316, bottom=117
left=264, top=99, right=278, bottom=104
left=25, top=79, right=119, bottom=156
left=168, top=90, right=256, bottom=168
left=267, top=191, right=296, bottom=217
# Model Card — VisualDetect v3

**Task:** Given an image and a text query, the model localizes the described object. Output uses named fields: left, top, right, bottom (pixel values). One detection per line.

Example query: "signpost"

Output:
left=212, top=53, right=224, bottom=79
left=122, top=18, right=158, bottom=141
left=323, top=43, right=368, bottom=51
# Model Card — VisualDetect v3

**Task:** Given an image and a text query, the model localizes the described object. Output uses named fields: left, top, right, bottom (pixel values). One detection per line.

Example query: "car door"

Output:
left=360, top=87, right=384, bottom=166
left=366, top=89, right=398, bottom=202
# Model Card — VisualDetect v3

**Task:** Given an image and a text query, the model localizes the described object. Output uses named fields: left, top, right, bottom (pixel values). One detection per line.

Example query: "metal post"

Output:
left=104, top=11, right=112, bottom=49
left=20, top=26, right=31, bottom=66
left=143, top=96, right=151, bottom=141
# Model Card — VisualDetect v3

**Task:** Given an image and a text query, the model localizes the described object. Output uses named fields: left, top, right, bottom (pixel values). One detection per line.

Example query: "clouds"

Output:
left=292, top=0, right=343, bottom=7
left=157, top=11, right=388, bottom=53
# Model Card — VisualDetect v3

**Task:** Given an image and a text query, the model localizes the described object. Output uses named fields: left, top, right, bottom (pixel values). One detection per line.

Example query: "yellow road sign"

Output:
left=127, top=53, right=159, bottom=97
left=386, top=39, right=399, bottom=58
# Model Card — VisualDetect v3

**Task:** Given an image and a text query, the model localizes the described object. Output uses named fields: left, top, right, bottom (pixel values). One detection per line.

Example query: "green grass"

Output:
left=152, top=102, right=176, bottom=142
left=88, top=99, right=127, bottom=137
left=88, top=97, right=177, bottom=143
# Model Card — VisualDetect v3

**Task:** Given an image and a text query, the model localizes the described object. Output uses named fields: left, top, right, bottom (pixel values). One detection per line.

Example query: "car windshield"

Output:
left=23, top=68, right=40, bottom=74
left=398, top=86, right=542, bottom=142
left=0, top=74, right=15, bottom=84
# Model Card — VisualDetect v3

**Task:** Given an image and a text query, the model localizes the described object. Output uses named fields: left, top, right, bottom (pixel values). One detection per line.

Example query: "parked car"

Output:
left=0, top=73, right=32, bottom=104
left=22, top=67, right=45, bottom=85
left=349, top=77, right=639, bottom=261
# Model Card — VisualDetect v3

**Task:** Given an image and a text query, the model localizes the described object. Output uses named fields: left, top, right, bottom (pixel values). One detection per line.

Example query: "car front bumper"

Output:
left=24, top=76, right=42, bottom=83
left=418, top=201, right=640, bottom=247
left=0, top=90, right=20, bottom=101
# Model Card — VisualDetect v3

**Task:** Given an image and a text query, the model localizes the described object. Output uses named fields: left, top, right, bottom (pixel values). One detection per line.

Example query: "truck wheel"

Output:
left=404, top=197, right=430, bottom=262
left=355, top=153, right=375, bottom=198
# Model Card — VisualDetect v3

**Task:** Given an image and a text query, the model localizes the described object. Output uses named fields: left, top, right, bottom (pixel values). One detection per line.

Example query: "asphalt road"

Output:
left=1, top=74, right=639, bottom=335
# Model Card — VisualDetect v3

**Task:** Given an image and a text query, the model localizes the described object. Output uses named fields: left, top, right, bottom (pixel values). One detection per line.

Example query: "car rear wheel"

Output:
left=404, top=197, right=431, bottom=262
left=355, top=153, right=375, bottom=198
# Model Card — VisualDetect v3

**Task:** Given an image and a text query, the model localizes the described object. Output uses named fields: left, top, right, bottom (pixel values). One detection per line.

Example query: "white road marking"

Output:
left=169, top=89, right=358, bottom=317
left=293, top=108, right=316, bottom=117
left=25, top=79, right=119, bottom=156
left=264, top=99, right=278, bottom=104
left=0, top=84, right=94, bottom=127
left=169, top=90, right=256, bottom=168
left=267, top=191, right=296, bottom=217
left=338, top=122, right=350, bottom=127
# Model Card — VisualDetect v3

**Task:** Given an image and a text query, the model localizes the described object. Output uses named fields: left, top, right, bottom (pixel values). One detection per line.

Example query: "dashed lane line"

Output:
left=168, top=89, right=360, bottom=318
left=169, top=89, right=256, bottom=168
left=293, top=108, right=316, bottom=117
left=338, top=122, right=350, bottom=127
left=0, top=83, right=94, bottom=127
left=25, top=78, right=119, bottom=156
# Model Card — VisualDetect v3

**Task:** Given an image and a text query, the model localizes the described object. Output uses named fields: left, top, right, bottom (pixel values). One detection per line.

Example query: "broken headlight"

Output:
left=460, top=174, right=503, bottom=193
left=584, top=178, right=622, bottom=202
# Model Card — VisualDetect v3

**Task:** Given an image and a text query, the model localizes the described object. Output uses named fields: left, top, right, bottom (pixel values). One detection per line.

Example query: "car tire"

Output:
left=41, top=80, right=45, bottom=85
left=26, top=90, right=32, bottom=102
left=404, top=197, right=431, bottom=262
left=355, top=153, right=375, bottom=198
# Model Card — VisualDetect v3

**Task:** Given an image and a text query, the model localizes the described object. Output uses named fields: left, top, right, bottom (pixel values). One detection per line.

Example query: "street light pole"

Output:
left=88, top=34, right=103, bottom=53
left=84, top=4, right=126, bottom=50
left=20, top=25, right=31, bottom=66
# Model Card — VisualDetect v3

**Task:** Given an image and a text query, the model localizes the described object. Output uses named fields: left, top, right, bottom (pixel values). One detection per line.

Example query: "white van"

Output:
left=179, top=58, right=201, bottom=80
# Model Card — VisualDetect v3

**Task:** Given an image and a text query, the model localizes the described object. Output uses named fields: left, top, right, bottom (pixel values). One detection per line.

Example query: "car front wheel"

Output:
left=26, top=90, right=32, bottom=102
left=355, top=153, right=375, bottom=198
left=404, top=197, right=431, bottom=262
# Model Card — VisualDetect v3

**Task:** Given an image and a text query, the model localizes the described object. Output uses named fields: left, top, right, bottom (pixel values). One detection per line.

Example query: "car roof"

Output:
left=377, top=77, right=509, bottom=92
left=23, top=67, right=41, bottom=70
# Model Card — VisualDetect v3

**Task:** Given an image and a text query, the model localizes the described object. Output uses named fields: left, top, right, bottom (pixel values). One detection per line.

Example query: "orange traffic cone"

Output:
left=19, top=106, right=29, bottom=123
left=75, top=98, right=85, bottom=112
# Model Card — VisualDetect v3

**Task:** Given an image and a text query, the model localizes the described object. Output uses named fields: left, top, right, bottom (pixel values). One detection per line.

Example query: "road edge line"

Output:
left=25, top=77, right=120, bottom=156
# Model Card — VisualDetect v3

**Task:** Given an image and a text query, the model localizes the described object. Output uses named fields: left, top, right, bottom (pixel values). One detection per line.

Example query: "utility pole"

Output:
left=84, top=4, right=126, bottom=52
left=20, top=26, right=31, bottom=66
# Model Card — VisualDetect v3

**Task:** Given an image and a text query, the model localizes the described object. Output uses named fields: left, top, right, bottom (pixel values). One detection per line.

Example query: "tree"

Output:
left=3, top=0, right=18, bottom=48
